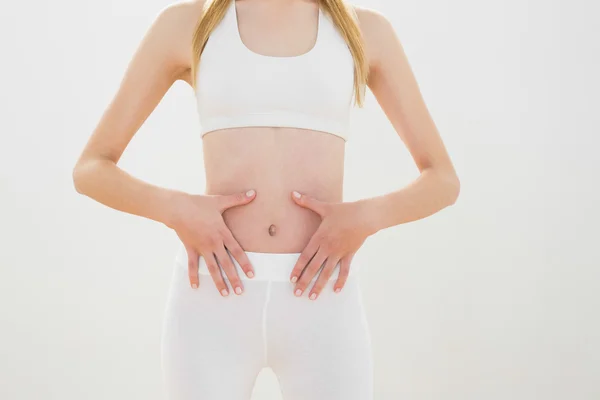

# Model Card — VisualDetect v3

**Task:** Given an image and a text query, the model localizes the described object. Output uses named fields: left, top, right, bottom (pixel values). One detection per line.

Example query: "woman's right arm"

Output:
left=72, top=3, right=195, bottom=228
left=72, top=1, right=257, bottom=295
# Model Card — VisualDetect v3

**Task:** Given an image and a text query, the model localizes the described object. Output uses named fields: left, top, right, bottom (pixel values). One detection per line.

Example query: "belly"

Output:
left=201, top=127, right=345, bottom=253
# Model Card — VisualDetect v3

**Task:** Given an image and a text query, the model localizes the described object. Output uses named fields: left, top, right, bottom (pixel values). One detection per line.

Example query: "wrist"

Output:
left=162, top=189, right=192, bottom=230
left=354, top=197, right=384, bottom=237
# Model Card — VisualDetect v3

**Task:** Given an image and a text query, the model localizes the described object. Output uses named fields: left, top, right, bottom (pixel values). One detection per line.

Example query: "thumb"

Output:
left=291, top=191, right=327, bottom=217
left=216, top=189, right=256, bottom=213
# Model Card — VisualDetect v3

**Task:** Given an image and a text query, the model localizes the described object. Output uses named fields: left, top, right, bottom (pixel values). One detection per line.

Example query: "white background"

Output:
left=1, top=0, right=599, bottom=399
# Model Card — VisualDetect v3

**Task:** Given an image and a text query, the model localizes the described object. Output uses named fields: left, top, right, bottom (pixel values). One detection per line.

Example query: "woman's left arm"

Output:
left=289, top=7, right=460, bottom=298
left=356, top=6, right=460, bottom=232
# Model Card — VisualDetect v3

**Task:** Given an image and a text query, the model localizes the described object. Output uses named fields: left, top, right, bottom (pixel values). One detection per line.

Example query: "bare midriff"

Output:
left=202, top=126, right=345, bottom=253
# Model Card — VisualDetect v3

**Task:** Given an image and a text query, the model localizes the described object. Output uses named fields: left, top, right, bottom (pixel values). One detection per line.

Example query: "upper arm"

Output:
left=75, top=1, right=204, bottom=166
left=355, top=7, right=457, bottom=176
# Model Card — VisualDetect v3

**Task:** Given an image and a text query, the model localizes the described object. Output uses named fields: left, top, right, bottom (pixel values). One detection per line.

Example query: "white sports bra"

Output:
left=195, top=0, right=356, bottom=141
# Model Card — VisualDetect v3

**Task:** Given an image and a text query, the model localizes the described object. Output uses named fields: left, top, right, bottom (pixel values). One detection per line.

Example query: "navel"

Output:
left=268, top=224, right=277, bottom=236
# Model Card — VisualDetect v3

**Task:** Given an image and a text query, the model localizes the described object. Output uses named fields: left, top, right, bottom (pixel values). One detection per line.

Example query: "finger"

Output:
left=216, top=189, right=256, bottom=213
left=289, top=234, right=321, bottom=283
left=215, top=244, right=244, bottom=295
left=334, top=252, right=355, bottom=293
left=204, top=251, right=229, bottom=297
left=222, top=229, right=255, bottom=279
left=308, top=256, right=340, bottom=300
left=186, top=246, right=200, bottom=289
left=291, top=191, right=328, bottom=217
left=294, top=247, right=327, bottom=297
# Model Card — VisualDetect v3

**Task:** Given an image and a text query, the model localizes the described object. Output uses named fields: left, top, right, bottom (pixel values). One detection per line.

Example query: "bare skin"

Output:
left=73, top=0, right=460, bottom=300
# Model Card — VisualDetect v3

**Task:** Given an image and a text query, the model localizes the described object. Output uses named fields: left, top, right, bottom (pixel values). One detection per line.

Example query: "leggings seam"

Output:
left=262, top=280, right=273, bottom=365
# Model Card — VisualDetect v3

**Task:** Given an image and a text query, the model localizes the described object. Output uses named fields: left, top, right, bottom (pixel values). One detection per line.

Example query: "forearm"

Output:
left=358, top=168, right=460, bottom=234
left=72, top=158, right=185, bottom=228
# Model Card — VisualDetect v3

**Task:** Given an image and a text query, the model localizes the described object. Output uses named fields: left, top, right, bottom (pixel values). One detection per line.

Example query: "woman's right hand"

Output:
left=169, top=190, right=257, bottom=296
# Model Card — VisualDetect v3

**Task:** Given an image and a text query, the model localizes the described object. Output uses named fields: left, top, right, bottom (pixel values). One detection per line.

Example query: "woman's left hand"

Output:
left=289, top=190, right=377, bottom=300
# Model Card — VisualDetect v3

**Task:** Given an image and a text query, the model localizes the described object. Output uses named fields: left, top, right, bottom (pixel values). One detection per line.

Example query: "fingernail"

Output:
left=221, top=289, right=229, bottom=296
left=246, top=189, right=255, bottom=197
left=295, top=289, right=303, bottom=296
left=309, top=293, right=317, bottom=300
left=247, top=270, right=254, bottom=278
left=191, top=283, right=198, bottom=289
left=290, top=276, right=297, bottom=283
left=292, top=191, right=301, bottom=198
left=235, top=286, right=242, bottom=295
left=335, top=287, right=341, bottom=293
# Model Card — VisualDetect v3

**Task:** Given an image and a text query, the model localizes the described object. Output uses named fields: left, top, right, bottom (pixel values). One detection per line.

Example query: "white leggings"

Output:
left=160, top=246, right=374, bottom=400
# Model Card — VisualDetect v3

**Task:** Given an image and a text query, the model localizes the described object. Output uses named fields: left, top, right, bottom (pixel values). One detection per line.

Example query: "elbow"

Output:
left=444, top=172, right=460, bottom=206
left=72, top=158, right=99, bottom=195
left=429, top=167, right=459, bottom=206
left=72, top=162, right=87, bottom=194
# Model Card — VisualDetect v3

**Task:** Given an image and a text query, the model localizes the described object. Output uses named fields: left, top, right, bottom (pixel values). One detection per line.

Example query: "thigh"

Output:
left=268, top=275, right=374, bottom=400
left=160, top=262, right=267, bottom=400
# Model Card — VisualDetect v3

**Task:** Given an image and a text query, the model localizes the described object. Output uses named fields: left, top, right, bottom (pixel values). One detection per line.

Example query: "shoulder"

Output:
left=148, top=0, right=206, bottom=39
left=349, top=4, right=395, bottom=35
left=154, top=0, right=207, bottom=40
left=350, top=4, right=383, bottom=20
left=348, top=4, right=399, bottom=71
left=147, top=0, right=207, bottom=78
left=155, top=0, right=206, bottom=26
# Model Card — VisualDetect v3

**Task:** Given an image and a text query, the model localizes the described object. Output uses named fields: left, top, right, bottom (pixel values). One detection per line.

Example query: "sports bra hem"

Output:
left=199, top=112, right=349, bottom=142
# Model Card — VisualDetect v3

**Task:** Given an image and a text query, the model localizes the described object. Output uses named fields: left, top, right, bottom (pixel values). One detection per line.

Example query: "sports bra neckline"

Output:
left=230, top=0, right=323, bottom=60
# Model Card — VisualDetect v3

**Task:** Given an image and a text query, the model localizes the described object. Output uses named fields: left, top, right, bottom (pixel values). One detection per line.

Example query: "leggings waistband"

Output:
left=174, top=242, right=359, bottom=282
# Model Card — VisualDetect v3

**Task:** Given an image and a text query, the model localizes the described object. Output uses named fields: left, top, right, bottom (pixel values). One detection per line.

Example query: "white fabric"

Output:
left=173, top=242, right=362, bottom=281
left=161, top=250, right=373, bottom=399
left=195, top=0, right=355, bottom=141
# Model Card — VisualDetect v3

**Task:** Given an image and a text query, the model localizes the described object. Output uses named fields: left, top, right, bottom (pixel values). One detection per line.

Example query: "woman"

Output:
left=73, top=0, right=460, bottom=398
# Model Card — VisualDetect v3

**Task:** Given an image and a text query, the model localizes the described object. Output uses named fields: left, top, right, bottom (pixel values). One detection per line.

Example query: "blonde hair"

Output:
left=191, top=0, right=368, bottom=107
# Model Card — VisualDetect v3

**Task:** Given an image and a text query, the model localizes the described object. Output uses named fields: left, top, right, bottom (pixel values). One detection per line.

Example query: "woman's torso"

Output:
left=184, top=0, right=355, bottom=252
left=203, top=127, right=345, bottom=253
